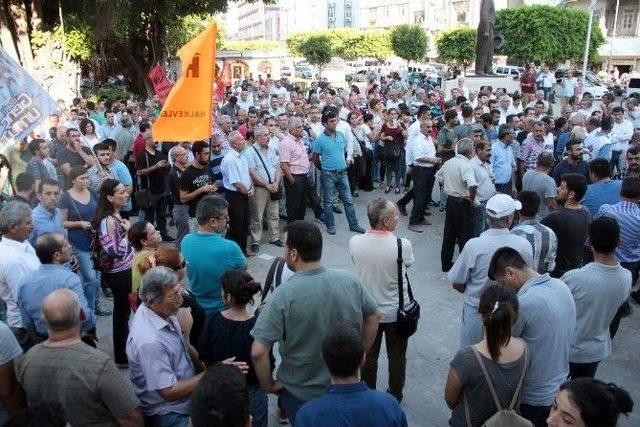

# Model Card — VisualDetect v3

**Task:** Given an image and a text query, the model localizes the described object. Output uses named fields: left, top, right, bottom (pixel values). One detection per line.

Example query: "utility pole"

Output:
left=609, top=0, right=621, bottom=67
left=582, top=0, right=596, bottom=78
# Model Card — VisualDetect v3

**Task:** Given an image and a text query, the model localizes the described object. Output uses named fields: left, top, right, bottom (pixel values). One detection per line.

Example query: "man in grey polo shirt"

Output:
left=448, top=194, right=532, bottom=349
left=488, top=247, right=576, bottom=427
left=251, top=221, right=380, bottom=425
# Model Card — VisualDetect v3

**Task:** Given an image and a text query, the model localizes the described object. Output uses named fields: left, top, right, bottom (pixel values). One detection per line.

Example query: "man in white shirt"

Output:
left=236, top=89, right=254, bottom=112
left=610, top=106, right=634, bottom=176
left=0, top=201, right=41, bottom=347
left=406, top=120, right=440, bottom=233
left=470, top=140, right=496, bottom=237
left=221, top=131, right=254, bottom=255
left=536, top=65, right=555, bottom=101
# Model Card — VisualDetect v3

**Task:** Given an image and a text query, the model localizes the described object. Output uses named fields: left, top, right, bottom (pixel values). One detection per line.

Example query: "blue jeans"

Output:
left=460, top=300, right=483, bottom=349
left=280, top=388, right=308, bottom=427
left=145, top=412, right=189, bottom=427
left=249, top=386, right=268, bottom=427
left=320, top=169, right=359, bottom=230
left=372, top=141, right=381, bottom=181
left=473, top=203, right=487, bottom=237
left=73, top=247, right=101, bottom=310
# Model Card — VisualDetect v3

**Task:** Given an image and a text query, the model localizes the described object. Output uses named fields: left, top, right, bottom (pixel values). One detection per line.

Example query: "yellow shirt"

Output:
left=131, top=249, right=153, bottom=294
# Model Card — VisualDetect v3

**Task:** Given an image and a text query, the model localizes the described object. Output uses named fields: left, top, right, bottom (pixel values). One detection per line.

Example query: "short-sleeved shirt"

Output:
left=181, top=232, right=246, bottom=312
left=511, top=219, right=557, bottom=274
left=517, top=135, right=545, bottom=171
left=562, top=262, right=631, bottom=364
left=541, top=206, right=591, bottom=277
left=582, top=180, right=621, bottom=217
left=18, top=342, right=139, bottom=426
left=251, top=266, right=378, bottom=402
left=449, top=345, right=528, bottom=427
left=551, top=160, right=589, bottom=186
left=279, top=134, right=310, bottom=175
left=0, top=321, right=22, bottom=425
left=244, top=142, right=279, bottom=184
left=522, top=170, right=557, bottom=219
left=491, top=140, right=516, bottom=185
left=136, top=149, right=169, bottom=195
left=221, top=149, right=252, bottom=192
left=595, top=201, right=640, bottom=263
left=512, top=274, right=576, bottom=406
left=126, top=304, right=194, bottom=416
left=179, top=164, right=215, bottom=217
left=435, top=154, right=477, bottom=198
left=58, top=145, right=92, bottom=170
left=313, top=130, right=348, bottom=171
left=58, top=191, right=98, bottom=251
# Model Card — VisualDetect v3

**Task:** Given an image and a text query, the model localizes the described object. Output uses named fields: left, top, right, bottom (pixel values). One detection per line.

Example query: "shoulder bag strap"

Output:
left=252, top=145, right=272, bottom=184
left=463, top=393, right=474, bottom=427
left=508, top=343, right=529, bottom=410
left=69, top=194, right=83, bottom=222
left=262, top=258, right=279, bottom=303
left=471, top=345, right=503, bottom=411
left=397, top=238, right=404, bottom=309
left=144, top=151, right=151, bottom=189
left=274, top=258, right=286, bottom=288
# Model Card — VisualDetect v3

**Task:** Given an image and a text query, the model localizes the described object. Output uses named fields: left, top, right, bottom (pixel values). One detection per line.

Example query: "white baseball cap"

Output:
left=486, top=194, right=522, bottom=218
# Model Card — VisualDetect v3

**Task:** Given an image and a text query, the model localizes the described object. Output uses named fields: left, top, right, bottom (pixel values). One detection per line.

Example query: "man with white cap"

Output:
left=448, top=193, right=533, bottom=348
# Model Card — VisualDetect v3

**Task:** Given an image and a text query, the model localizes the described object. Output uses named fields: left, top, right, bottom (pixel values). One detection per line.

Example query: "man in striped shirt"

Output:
left=596, top=177, right=640, bottom=302
left=512, top=191, right=558, bottom=274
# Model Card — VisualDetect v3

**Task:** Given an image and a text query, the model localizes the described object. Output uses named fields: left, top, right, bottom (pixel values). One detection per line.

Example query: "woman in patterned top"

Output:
left=93, top=178, right=134, bottom=367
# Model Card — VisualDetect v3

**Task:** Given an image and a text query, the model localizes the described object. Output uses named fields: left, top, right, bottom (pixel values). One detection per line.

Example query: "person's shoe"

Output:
left=350, top=225, right=366, bottom=234
left=397, top=203, right=408, bottom=216
left=250, top=243, right=260, bottom=253
left=408, top=224, right=424, bottom=233
left=333, top=205, right=343, bottom=214
left=161, top=233, right=175, bottom=242
left=95, top=303, right=112, bottom=316
left=279, top=214, right=288, bottom=220
left=270, top=239, right=284, bottom=247
left=424, top=209, right=432, bottom=216
left=417, top=218, right=432, bottom=226
left=102, top=287, right=113, bottom=300
left=327, top=227, right=336, bottom=235
left=277, top=409, right=289, bottom=424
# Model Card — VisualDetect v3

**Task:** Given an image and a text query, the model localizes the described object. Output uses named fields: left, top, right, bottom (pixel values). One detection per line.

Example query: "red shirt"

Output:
left=133, top=133, right=145, bottom=159
left=521, top=73, right=536, bottom=94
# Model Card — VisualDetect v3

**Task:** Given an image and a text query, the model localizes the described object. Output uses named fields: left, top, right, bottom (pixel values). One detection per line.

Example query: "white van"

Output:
left=626, top=74, right=640, bottom=96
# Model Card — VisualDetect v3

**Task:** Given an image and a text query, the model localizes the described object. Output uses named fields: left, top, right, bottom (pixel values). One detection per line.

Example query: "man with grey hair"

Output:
left=213, top=115, right=233, bottom=152
left=181, top=195, right=246, bottom=313
left=435, top=138, right=478, bottom=272
left=168, top=144, right=190, bottom=249
left=0, top=201, right=40, bottom=347
left=115, top=114, right=135, bottom=161
left=245, top=125, right=283, bottom=254
left=448, top=194, right=533, bottom=348
left=18, top=288, right=142, bottom=426
left=221, top=131, right=254, bottom=254
left=349, top=198, right=414, bottom=402
left=127, top=267, right=203, bottom=426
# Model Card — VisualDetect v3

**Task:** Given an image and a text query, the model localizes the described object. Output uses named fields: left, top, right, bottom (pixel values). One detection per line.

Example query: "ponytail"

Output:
left=477, top=284, right=519, bottom=362
left=561, top=379, right=633, bottom=427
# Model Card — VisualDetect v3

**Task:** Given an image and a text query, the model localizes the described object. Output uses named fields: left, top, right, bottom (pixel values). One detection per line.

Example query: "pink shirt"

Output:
left=278, top=134, right=309, bottom=175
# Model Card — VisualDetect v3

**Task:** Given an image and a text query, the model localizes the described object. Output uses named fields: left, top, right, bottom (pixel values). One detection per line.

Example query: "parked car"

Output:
left=280, top=66, right=292, bottom=77
left=495, top=65, right=524, bottom=77
left=346, top=69, right=369, bottom=82
left=295, top=66, right=313, bottom=79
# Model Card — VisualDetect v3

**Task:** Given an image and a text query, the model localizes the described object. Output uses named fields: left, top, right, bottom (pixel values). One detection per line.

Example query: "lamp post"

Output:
left=582, top=0, right=596, bottom=78
left=609, top=0, right=621, bottom=67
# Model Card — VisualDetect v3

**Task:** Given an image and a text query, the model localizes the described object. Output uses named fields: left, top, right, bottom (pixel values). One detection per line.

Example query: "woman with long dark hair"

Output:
left=380, top=108, right=407, bottom=194
left=547, top=379, right=633, bottom=427
left=93, top=178, right=134, bottom=367
left=79, top=118, right=100, bottom=148
left=445, top=284, right=528, bottom=426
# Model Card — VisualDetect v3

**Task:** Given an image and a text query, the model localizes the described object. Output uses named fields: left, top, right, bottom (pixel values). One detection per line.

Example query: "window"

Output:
left=345, top=8, right=351, bottom=19
left=328, top=7, right=335, bottom=21
left=622, top=10, right=635, bottom=29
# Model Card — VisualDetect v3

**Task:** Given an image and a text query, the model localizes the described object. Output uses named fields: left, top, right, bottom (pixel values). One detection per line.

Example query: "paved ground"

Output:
left=97, top=187, right=640, bottom=426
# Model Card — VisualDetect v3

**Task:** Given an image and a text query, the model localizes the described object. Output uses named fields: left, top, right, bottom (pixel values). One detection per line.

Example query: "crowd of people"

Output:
left=0, top=63, right=639, bottom=427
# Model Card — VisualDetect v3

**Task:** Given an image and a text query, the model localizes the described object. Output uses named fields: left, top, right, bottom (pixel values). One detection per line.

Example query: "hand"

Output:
left=81, top=221, right=92, bottom=230
left=247, top=188, right=255, bottom=198
left=201, top=184, right=217, bottom=194
left=156, top=160, right=168, bottom=168
left=221, top=357, right=249, bottom=374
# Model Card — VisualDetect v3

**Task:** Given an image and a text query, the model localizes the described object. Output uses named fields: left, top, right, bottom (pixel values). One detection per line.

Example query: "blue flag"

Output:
left=0, top=48, right=59, bottom=144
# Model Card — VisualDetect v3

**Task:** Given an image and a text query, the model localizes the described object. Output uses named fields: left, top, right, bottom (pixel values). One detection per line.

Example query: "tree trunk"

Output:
left=7, top=0, right=33, bottom=69
left=28, top=0, right=42, bottom=32
left=112, top=40, right=152, bottom=96
left=0, top=1, right=20, bottom=61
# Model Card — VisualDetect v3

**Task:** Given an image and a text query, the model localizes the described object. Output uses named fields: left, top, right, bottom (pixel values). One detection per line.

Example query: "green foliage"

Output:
left=87, top=88, right=134, bottom=103
left=390, top=24, right=428, bottom=63
left=166, top=14, right=224, bottom=54
left=495, top=5, right=605, bottom=64
left=436, top=26, right=476, bottom=67
left=342, top=30, right=393, bottom=60
left=297, top=35, right=332, bottom=67
left=31, top=14, right=95, bottom=60
left=222, top=40, right=282, bottom=51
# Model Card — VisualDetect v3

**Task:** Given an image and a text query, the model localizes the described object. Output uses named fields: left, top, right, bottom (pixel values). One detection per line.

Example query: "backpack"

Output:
left=464, top=345, right=532, bottom=427
left=256, top=257, right=287, bottom=313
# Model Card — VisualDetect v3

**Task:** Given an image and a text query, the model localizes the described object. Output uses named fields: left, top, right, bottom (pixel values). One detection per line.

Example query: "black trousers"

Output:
left=410, top=166, right=435, bottom=225
left=226, top=190, right=250, bottom=254
left=569, top=361, right=600, bottom=379
left=141, top=194, right=168, bottom=234
left=102, top=269, right=131, bottom=365
left=441, top=196, right=474, bottom=272
left=285, top=174, right=322, bottom=223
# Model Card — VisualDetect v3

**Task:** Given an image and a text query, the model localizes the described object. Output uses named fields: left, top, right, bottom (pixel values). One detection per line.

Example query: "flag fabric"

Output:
left=0, top=48, right=59, bottom=145
left=148, top=64, right=173, bottom=104
left=152, top=23, right=217, bottom=142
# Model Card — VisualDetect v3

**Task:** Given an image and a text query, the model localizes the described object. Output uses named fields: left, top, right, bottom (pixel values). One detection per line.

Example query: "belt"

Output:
left=323, top=169, right=346, bottom=174
left=292, top=173, right=308, bottom=176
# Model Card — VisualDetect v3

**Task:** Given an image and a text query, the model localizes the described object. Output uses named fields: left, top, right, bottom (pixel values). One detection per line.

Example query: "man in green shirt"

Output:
left=251, top=220, right=380, bottom=425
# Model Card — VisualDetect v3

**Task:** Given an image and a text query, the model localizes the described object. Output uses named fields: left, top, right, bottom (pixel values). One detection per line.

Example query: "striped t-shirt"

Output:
left=512, top=219, right=558, bottom=274
left=596, top=201, right=640, bottom=263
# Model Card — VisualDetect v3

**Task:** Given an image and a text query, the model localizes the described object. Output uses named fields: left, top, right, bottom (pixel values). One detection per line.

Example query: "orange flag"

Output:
left=152, top=23, right=217, bottom=141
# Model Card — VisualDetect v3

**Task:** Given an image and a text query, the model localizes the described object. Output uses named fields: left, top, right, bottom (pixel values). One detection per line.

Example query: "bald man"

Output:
left=17, top=289, right=142, bottom=426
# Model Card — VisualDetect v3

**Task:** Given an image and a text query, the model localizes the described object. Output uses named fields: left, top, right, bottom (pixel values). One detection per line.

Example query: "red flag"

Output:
left=148, top=64, right=173, bottom=104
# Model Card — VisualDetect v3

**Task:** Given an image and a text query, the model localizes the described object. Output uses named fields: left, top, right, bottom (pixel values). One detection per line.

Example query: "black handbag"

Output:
left=396, top=238, right=420, bottom=338
left=252, top=146, right=282, bottom=201
left=133, top=152, right=153, bottom=209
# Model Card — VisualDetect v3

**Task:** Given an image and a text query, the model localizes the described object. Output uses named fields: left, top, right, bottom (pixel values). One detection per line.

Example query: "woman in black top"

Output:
left=197, top=269, right=273, bottom=427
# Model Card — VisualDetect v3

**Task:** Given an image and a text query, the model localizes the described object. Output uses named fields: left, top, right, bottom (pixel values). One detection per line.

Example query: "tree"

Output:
left=297, top=34, right=332, bottom=77
left=166, top=13, right=224, bottom=55
left=342, top=30, right=392, bottom=61
left=390, top=24, right=428, bottom=64
left=495, top=5, right=605, bottom=65
left=222, top=40, right=281, bottom=51
left=436, top=26, right=476, bottom=73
